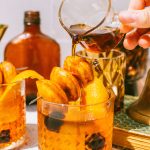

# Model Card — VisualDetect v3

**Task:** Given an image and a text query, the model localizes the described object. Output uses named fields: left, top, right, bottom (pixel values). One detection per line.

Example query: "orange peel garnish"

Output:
left=50, top=67, right=80, bottom=101
left=0, top=70, right=44, bottom=103
left=64, top=56, right=93, bottom=86
left=0, top=61, right=17, bottom=84
left=36, top=79, right=68, bottom=104
left=0, top=69, right=44, bottom=123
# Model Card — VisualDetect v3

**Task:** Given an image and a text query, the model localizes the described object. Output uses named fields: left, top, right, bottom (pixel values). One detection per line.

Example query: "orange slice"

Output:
left=36, top=79, right=68, bottom=104
left=84, top=77, right=109, bottom=104
left=83, top=77, right=110, bottom=118
left=50, top=67, right=80, bottom=101
left=64, top=56, right=93, bottom=86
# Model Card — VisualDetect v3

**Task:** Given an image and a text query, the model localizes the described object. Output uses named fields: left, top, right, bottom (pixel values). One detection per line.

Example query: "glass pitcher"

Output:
left=58, top=0, right=124, bottom=56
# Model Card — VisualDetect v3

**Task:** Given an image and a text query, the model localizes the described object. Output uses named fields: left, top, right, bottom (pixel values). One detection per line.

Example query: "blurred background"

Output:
left=0, top=0, right=130, bottom=65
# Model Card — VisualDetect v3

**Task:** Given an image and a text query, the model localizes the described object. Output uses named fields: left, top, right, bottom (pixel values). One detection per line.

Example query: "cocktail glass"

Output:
left=38, top=89, right=115, bottom=150
left=76, top=50, right=126, bottom=112
left=0, top=80, right=26, bottom=149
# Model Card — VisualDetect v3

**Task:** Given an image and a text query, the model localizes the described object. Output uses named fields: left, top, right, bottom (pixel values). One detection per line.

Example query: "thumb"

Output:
left=119, top=7, right=150, bottom=28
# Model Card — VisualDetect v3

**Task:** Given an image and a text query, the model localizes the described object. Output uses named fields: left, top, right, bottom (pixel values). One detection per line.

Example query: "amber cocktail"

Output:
left=0, top=80, right=26, bottom=149
left=36, top=53, right=117, bottom=150
left=38, top=91, right=114, bottom=150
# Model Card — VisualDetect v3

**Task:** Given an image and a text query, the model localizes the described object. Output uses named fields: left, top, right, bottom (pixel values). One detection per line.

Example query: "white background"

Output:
left=0, top=0, right=130, bottom=65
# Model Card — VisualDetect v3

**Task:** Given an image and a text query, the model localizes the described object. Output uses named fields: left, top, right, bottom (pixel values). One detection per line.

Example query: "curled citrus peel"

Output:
left=10, top=70, right=44, bottom=83
left=0, top=66, right=44, bottom=123
left=0, top=61, right=17, bottom=84
left=50, top=67, right=80, bottom=101
left=36, top=79, right=68, bottom=104
left=0, top=61, right=17, bottom=104
left=0, top=69, right=44, bottom=103
left=64, top=56, right=93, bottom=86
left=35, top=56, right=110, bottom=107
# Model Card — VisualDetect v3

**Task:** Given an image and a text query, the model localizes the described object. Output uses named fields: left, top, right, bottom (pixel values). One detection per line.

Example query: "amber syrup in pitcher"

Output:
left=69, top=24, right=123, bottom=56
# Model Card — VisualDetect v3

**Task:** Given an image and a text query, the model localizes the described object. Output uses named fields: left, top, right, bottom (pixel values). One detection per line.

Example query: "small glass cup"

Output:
left=76, top=50, right=126, bottom=112
left=0, top=80, right=26, bottom=149
left=59, top=0, right=124, bottom=56
left=37, top=90, right=115, bottom=150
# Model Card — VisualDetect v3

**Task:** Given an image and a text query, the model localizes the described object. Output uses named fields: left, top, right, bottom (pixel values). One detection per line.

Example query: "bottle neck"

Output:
left=24, top=24, right=41, bottom=33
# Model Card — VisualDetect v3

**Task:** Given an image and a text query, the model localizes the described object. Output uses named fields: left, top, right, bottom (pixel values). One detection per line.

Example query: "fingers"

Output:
left=119, top=8, right=150, bottom=28
left=139, top=31, right=150, bottom=48
left=119, top=0, right=150, bottom=32
left=129, top=0, right=147, bottom=10
left=123, top=28, right=150, bottom=49
left=119, top=0, right=150, bottom=49
left=120, top=24, right=133, bottom=33
left=119, top=12, right=135, bottom=33
left=123, top=29, right=140, bottom=50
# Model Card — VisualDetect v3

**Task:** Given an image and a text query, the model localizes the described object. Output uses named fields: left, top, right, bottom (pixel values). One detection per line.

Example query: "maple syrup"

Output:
left=69, top=24, right=123, bottom=55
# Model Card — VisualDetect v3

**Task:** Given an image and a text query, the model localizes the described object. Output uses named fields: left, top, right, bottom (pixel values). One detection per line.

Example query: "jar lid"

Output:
left=24, top=11, right=40, bottom=25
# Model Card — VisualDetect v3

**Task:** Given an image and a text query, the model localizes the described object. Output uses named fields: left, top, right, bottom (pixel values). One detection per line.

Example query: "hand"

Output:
left=119, top=0, right=150, bottom=50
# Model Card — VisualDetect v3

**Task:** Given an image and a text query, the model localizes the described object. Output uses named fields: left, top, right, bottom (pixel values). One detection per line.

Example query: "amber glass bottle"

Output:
left=4, top=11, right=60, bottom=104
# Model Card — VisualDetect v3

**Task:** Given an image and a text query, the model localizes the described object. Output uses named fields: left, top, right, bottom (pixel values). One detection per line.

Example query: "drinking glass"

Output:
left=0, top=80, right=26, bottom=149
left=76, top=50, right=126, bottom=112
left=38, top=90, right=115, bottom=150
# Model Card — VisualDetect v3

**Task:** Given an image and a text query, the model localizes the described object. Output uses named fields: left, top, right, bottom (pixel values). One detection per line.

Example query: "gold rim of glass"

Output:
left=76, top=50, right=126, bottom=60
